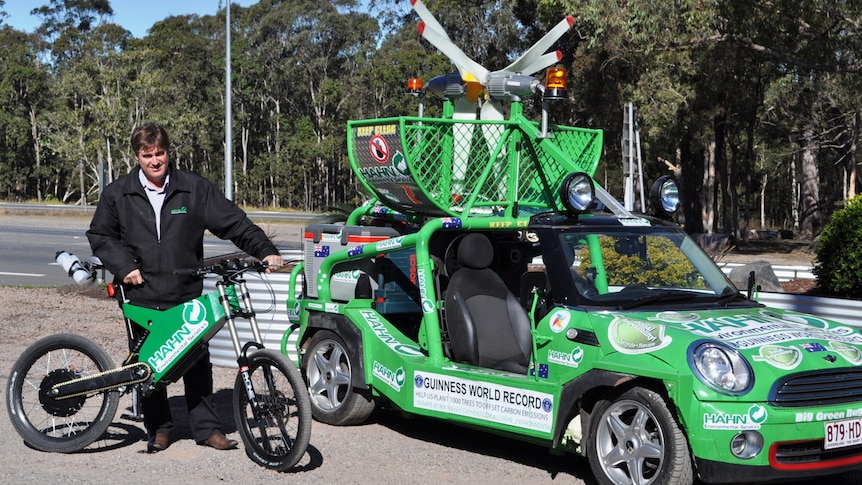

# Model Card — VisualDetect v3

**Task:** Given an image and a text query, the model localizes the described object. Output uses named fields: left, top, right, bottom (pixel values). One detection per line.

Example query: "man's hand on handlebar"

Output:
left=262, top=254, right=283, bottom=273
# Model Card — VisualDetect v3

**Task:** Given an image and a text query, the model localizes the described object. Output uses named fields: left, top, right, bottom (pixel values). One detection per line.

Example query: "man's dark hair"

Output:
left=131, top=122, right=170, bottom=155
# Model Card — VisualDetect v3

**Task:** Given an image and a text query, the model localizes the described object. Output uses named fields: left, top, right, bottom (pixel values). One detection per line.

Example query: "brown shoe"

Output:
left=147, top=432, right=170, bottom=453
left=198, top=432, right=238, bottom=450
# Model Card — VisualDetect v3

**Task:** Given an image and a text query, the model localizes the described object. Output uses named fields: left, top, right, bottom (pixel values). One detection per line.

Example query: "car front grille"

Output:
left=773, top=440, right=862, bottom=466
left=769, top=368, right=862, bottom=408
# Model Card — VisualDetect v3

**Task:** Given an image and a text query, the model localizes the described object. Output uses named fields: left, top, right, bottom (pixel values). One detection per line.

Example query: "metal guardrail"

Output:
left=0, top=201, right=319, bottom=222
left=758, top=292, right=862, bottom=328
left=718, top=262, right=815, bottom=281
left=719, top=263, right=862, bottom=329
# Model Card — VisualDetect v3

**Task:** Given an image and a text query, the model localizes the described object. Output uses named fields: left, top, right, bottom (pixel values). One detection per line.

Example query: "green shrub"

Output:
left=814, top=195, right=862, bottom=298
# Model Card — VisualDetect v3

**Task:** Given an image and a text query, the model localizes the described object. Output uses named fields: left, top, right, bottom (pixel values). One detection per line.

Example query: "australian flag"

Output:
left=441, top=217, right=462, bottom=229
left=530, top=363, right=549, bottom=379
left=801, top=342, right=827, bottom=352
left=314, top=245, right=330, bottom=257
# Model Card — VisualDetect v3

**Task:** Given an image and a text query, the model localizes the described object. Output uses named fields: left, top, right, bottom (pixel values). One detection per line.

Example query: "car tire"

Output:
left=303, top=330, right=375, bottom=425
left=585, top=385, right=693, bottom=485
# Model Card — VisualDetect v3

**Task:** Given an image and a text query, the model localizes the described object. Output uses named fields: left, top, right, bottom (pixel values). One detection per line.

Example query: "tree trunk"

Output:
left=742, top=111, right=756, bottom=236
left=714, top=106, right=731, bottom=235
left=703, top=142, right=716, bottom=234
left=791, top=152, right=799, bottom=232
left=848, top=109, right=860, bottom=201
left=28, top=105, right=42, bottom=202
left=798, top=127, right=822, bottom=240
left=680, top=134, right=704, bottom=234
left=760, top=173, right=767, bottom=228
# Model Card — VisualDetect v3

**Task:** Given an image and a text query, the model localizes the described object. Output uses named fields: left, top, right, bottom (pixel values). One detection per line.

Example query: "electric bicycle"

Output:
left=6, top=254, right=311, bottom=471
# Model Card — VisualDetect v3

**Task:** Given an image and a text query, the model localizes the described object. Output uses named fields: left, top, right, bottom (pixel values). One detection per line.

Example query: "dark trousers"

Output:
left=142, top=348, right=223, bottom=443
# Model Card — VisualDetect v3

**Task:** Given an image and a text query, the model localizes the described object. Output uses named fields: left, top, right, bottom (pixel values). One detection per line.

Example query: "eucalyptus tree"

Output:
left=138, top=14, right=225, bottom=181
left=239, top=0, right=379, bottom=210
left=0, top=27, right=48, bottom=201
left=551, top=0, right=862, bottom=241
left=718, top=0, right=862, bottom=240
left=30, top=0, right=132, bottom=205
left=233, top=0, right=294, bottom=208
left=31, top=0, right=113, bottom=62
left=42, top=24, right=133, bottom=205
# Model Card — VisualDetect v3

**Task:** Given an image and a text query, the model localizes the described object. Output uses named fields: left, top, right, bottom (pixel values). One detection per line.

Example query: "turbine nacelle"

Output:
left=425, top=72, right=485, bottom=102
left=485, top=72, right=540, bottom=100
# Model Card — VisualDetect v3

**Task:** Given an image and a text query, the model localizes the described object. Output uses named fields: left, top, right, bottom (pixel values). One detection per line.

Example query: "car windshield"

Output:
left=543, top=225, right=741, bottom=308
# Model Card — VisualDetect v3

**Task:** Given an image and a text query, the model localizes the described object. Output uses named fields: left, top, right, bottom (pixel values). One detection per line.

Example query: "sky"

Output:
left=1, top=0, right=258, bottom=38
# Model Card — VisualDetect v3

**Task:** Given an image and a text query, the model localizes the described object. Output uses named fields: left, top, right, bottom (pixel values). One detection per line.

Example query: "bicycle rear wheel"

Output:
left=233, top=349, right=312, bottom=471
left=6, top=333, right=120, bottom=453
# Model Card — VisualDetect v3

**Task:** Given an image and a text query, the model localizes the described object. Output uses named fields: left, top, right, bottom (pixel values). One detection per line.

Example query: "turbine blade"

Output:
left=480, top=99, right=505, bottom=121
left=515, top=51, right=563, bottom=77
left=410, top=0, right=450, bottom=40
left=452, top=97, right=477, bottom=201
left=506, top=16, right=573, bottom=74
left=418, top=21, right=488, bottom=84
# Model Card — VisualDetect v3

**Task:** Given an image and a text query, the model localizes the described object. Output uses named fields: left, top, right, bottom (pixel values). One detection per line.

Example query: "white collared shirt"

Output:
left=139, top=169, right=170, bottom=239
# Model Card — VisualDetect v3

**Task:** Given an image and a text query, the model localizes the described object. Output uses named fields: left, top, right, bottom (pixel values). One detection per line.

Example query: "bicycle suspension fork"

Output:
left=216, top=279, right=267, bottom=419
left=217, top=278, right=263, bottom=357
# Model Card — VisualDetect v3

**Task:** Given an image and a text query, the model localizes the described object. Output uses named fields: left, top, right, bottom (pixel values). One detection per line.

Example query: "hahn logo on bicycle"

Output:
left=148, top=300, right=209, bottom=373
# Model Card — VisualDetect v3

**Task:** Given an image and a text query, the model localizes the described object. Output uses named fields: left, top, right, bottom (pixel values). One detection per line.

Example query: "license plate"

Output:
left=824, top=417, right=862, bottom=450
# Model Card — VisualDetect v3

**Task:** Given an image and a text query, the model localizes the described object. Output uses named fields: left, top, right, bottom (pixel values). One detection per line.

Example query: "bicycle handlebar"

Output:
left=55, top=251, right=103, bottom=286
left=176, top=258, right=269, bottom=278
left=56, top=251, right=271, bottom=286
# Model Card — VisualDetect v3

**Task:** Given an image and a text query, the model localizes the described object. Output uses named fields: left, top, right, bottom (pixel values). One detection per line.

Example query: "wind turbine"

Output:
left=411, top=0, right=573, bottom=121
left=410, top=0, right=573, bottom=205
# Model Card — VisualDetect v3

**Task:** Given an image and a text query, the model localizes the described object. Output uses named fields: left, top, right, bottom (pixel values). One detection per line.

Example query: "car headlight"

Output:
left=559, top=172, right=595, bottom=214
left=649, top=175, right=680, bottom=218
left=688, top=341, right=753, bottom=395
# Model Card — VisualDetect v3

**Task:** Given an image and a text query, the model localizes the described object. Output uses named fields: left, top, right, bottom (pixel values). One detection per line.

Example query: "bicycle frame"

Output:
left=50, top=258, right=271, bottom=400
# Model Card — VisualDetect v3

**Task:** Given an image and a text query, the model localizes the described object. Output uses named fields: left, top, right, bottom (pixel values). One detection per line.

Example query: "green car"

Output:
left=282, top=59, right=862, bottom=485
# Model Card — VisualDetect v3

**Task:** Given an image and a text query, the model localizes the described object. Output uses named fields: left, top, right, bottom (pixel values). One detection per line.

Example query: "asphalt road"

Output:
left=0, top=211, right=302, bottom=287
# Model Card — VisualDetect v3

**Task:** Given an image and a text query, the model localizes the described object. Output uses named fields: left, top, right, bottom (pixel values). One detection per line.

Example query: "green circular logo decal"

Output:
left=830, top=341, right=862, bottom=365
left=748, top=404, right=768, bottom=424
left=755, top=345, right=802, bottom=370
left=608, top=316, right=672, bottom=354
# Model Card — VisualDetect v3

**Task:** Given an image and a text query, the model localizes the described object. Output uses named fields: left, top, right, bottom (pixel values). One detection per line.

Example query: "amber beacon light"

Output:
left=406, top=77, right=424, bottom=93
left=543, top=67, right=568, bottom=100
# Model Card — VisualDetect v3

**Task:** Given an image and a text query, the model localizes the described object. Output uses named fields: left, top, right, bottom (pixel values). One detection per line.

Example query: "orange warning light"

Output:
left=407, top=77, right=423, bottom=93
left=544, top=68, right=568, bottom=100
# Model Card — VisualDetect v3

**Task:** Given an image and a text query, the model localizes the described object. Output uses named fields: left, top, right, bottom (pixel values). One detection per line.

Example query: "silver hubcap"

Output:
left=595, top=399, right=665, bottom=485
left=306, top=339, right=351, bottom=412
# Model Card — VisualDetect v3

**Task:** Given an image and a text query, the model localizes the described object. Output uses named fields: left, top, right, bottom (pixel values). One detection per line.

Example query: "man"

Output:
left=87, top=122, right=283, bottom=453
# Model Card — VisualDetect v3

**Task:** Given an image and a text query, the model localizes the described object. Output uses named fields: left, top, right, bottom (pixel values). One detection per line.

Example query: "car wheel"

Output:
left=586, top=386, right=693, bottom=485
left=303, top=330, right=375, bottom=425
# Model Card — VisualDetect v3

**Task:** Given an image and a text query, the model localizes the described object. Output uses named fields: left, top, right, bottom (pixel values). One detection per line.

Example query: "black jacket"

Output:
left=87, top=166, right=279, bottom=309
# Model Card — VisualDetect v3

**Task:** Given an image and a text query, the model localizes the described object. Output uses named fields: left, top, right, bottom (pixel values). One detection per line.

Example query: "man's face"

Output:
left=137, top=145, right=169, bottom=187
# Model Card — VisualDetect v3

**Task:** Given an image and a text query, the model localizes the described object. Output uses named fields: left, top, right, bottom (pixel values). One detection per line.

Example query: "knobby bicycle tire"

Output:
left=6, top=333, right=120, bottom=453
left=233, top=349, right=312, bottom=471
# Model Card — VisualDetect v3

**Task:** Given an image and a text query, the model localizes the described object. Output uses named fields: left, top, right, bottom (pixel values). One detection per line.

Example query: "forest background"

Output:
left=1, top=0, right=860, bottom=241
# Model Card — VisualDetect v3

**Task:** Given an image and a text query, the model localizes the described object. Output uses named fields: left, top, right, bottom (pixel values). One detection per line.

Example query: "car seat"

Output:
left=444, top=233, right=533, bottom=373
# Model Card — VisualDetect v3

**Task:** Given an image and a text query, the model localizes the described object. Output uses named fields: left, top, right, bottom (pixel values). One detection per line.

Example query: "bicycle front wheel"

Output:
left=233, top=349, right=312, bottom=471
left=6, top=333, right=120, bottom=453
